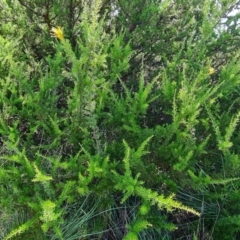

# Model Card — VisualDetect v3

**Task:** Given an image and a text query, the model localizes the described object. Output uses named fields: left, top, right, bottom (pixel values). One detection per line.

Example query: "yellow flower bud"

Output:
left=51, top=26, right=64, bottom=41
left=208, top=67, right=215, bottom=75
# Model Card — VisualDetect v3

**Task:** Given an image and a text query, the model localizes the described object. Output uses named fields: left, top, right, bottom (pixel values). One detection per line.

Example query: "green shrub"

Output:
left=2, top=0, right=240, bottom=239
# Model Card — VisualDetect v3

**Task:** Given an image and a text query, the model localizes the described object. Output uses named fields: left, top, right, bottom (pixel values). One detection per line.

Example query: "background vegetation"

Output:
left=1, top=0, right=240, bottom=239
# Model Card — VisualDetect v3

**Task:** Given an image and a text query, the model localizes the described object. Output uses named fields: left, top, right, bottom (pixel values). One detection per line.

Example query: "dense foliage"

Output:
left=1, top=0, right=240, bottom=239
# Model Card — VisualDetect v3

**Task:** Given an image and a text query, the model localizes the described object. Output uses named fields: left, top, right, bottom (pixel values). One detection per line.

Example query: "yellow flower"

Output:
left=51, top=26, right=64, bottom=41
left=208, top=67, right=215, bottom=75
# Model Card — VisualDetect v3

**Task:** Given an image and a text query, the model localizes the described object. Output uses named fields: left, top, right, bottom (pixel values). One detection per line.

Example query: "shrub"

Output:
left=1, top=0, right=240, bottom=239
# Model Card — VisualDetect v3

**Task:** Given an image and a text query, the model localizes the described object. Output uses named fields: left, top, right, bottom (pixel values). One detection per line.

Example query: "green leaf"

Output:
left=32, top=163, right=53, bottom=182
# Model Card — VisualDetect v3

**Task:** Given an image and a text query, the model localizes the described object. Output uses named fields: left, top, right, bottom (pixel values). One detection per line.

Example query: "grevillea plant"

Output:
left=0, top=1, right=200, bottom=239
left=2, top=0, right=240, bottom=239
